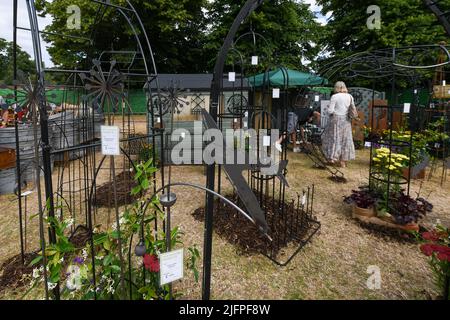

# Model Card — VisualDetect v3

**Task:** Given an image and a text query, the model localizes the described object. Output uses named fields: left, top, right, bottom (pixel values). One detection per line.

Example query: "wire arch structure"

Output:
left=13, top=0, right=167, bottom=300
left=316, top=43, right=450, bottom=211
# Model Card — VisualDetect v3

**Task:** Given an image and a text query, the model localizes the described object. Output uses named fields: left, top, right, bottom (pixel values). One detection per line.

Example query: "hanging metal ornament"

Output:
left=149, top=81, right=190, bottom=116
left=79, top=59, right=125, bottom=113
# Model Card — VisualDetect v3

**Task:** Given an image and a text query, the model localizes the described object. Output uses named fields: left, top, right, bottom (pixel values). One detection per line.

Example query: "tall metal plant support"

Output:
left=203, top=0, right=265, bottom=300
left=19, top=0, right=163, bottom=300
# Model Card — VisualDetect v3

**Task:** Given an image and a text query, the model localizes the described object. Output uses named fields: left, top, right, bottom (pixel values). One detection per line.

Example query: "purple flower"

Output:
left=73, top=256, right=84, bottom=264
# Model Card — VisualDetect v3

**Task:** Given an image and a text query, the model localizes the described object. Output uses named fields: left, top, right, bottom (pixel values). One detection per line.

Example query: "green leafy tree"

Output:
left=0, top=38, right=35, bottom=84
left=204, top=0, right=326, bottom=73
left=317, top=0, right=449, bottom=58
left=35, top=0, right=207, bottom=73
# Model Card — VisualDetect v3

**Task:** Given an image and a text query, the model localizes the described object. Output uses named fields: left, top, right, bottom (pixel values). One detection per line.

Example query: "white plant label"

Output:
left=263, top=135, right=271, bottom=147
left=251, top=56, right=258, bottom=65
left=157, top=117, right=161, bottom=123
left=403, top=103, right=411, bottom=114
left=443, top=80, right=446, bottom=86
left=272, top=88, right=280, bottom=99
left=414, top=89, right=417, bottom=94
left=234, top=118, right=238, bottom=123
left=314, top=95, right=320, bottom=102
left=228, top=72, right=235, bottom=82
left=366, top=265, right=381, bottom=290
left=101, top=126, right=120, bottom=156
left=159, top=249, right=184, bottom=286
left=302, top=194, right=306, bottom=206
left=243, top=121, right=248, bottom=128
left=365, top=141, right=372, bottom=147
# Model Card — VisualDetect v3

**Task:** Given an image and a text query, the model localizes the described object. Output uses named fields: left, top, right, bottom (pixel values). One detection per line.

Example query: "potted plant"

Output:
left=423, top=117, right=450, bottom=159
left=343, top=188, right=377, bottom=217
left=387, top=192, right=433, bottom=231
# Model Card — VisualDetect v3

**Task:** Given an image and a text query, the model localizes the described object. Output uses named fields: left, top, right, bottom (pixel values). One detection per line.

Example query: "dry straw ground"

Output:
left=0, top=117, right=448, bottom=299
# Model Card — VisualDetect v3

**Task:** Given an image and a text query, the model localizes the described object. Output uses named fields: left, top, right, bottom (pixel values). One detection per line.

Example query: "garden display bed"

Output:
left=0, top=252, right=38, bottom=291
left=193, top=192, right=319, bottom=260
left=0, top=225, right=91, bottom=292
left=93, top=171, right=139, bottom=207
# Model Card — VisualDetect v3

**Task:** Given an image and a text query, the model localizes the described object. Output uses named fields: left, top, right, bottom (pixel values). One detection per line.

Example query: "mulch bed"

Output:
left=0, top=224, right=93, bottom=292
left=0, top=252, right=38, bottom=291
left=192, top=193, right=314, bottom=257
left=68, top=225, right=92, bottom=248
left=93, top=171, right=139, bottom=207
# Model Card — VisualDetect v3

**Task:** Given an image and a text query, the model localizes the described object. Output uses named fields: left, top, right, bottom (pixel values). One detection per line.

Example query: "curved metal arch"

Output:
left=424, top=0, right=450, bottom=37
left=233, top=29, right=273, bottom=65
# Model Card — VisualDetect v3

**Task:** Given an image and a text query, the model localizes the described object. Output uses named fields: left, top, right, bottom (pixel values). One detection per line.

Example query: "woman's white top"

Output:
left=328, top=92, right=354, bottom=116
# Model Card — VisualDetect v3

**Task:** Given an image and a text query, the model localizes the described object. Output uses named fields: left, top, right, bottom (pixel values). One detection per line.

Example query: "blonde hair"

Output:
left=334, top=81, right=348, bottom=93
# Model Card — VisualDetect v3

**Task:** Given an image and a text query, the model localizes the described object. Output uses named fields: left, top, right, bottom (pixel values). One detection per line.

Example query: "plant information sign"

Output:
left=159, top=249, right=184, bottom=286
left=101, top=125, right=120, bottom=156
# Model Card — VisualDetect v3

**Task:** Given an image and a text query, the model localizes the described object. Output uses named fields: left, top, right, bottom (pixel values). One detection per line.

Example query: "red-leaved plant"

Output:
left=419, top=224, right=450, bottom=300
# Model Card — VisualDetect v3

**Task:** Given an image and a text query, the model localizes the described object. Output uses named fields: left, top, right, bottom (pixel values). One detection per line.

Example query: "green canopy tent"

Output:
left=247, top=68, right=328, bottom=88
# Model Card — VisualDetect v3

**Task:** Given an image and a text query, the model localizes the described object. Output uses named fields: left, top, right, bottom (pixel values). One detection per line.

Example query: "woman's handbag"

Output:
left=348, top=95, right=359, bottom=120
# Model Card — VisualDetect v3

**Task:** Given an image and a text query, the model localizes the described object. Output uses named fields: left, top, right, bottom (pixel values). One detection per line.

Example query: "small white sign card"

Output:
left=263, top=135, right=271, bottom=147
left=228, top=72, right=235, bottom=82
left=156, top=117, right=161, bottom=123
left=301, top=194, right=307, bottom=206
left=101, top=125, right=120, bottom=156
left=403, top=103, right=411, bottom=114
left=159, top=249, right=184, bottom=286
left=251, top=56, right=258, bottom=65
left=272, top=88, right=280, bottom=99
left=365, top=141, right=372, bottom=147
left=314, top=95, right=320, bottom=102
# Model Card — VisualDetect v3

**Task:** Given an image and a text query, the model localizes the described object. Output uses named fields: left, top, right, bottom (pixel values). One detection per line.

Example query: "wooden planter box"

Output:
left=353, top=213, right=420, bottom=232
left=352, top=205, right=376, bottom=218
left=0, top=147, right=16, bottom=170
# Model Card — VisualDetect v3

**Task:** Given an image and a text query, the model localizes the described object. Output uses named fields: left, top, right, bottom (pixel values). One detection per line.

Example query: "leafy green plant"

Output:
left=26, top=159, right=199, bottom=300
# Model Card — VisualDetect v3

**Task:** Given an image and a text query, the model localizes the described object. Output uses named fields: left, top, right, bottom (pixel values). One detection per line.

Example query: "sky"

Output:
left=0, top=0, right=330, bottom=68
left=0, top=0, right=53, bottom=66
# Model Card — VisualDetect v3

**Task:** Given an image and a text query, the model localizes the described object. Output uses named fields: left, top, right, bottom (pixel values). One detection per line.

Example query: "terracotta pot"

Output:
left=352, top=205, right=376, bottom=217
left=400, top=223, right=419, bottom=232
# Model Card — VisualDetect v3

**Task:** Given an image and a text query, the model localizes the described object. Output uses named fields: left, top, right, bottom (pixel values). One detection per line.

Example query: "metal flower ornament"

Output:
left=79, top=59, right=125, bottom=114
left=149, top=81, right=190, bottom=117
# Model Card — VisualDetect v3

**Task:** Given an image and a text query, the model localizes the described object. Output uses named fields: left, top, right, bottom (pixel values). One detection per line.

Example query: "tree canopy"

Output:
left=35, top=0, right=207, bottom=73
left=0, top=38, right=35, bottom=84
left=34, top=0, right=325, bottom=74
left=204, top=0, right=326, bottom=73
left=317, top=0, right=449, bottom=58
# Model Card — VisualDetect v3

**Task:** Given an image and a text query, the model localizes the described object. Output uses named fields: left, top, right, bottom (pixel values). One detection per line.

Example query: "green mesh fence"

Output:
left=0, top=88, right=149, bottom=114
